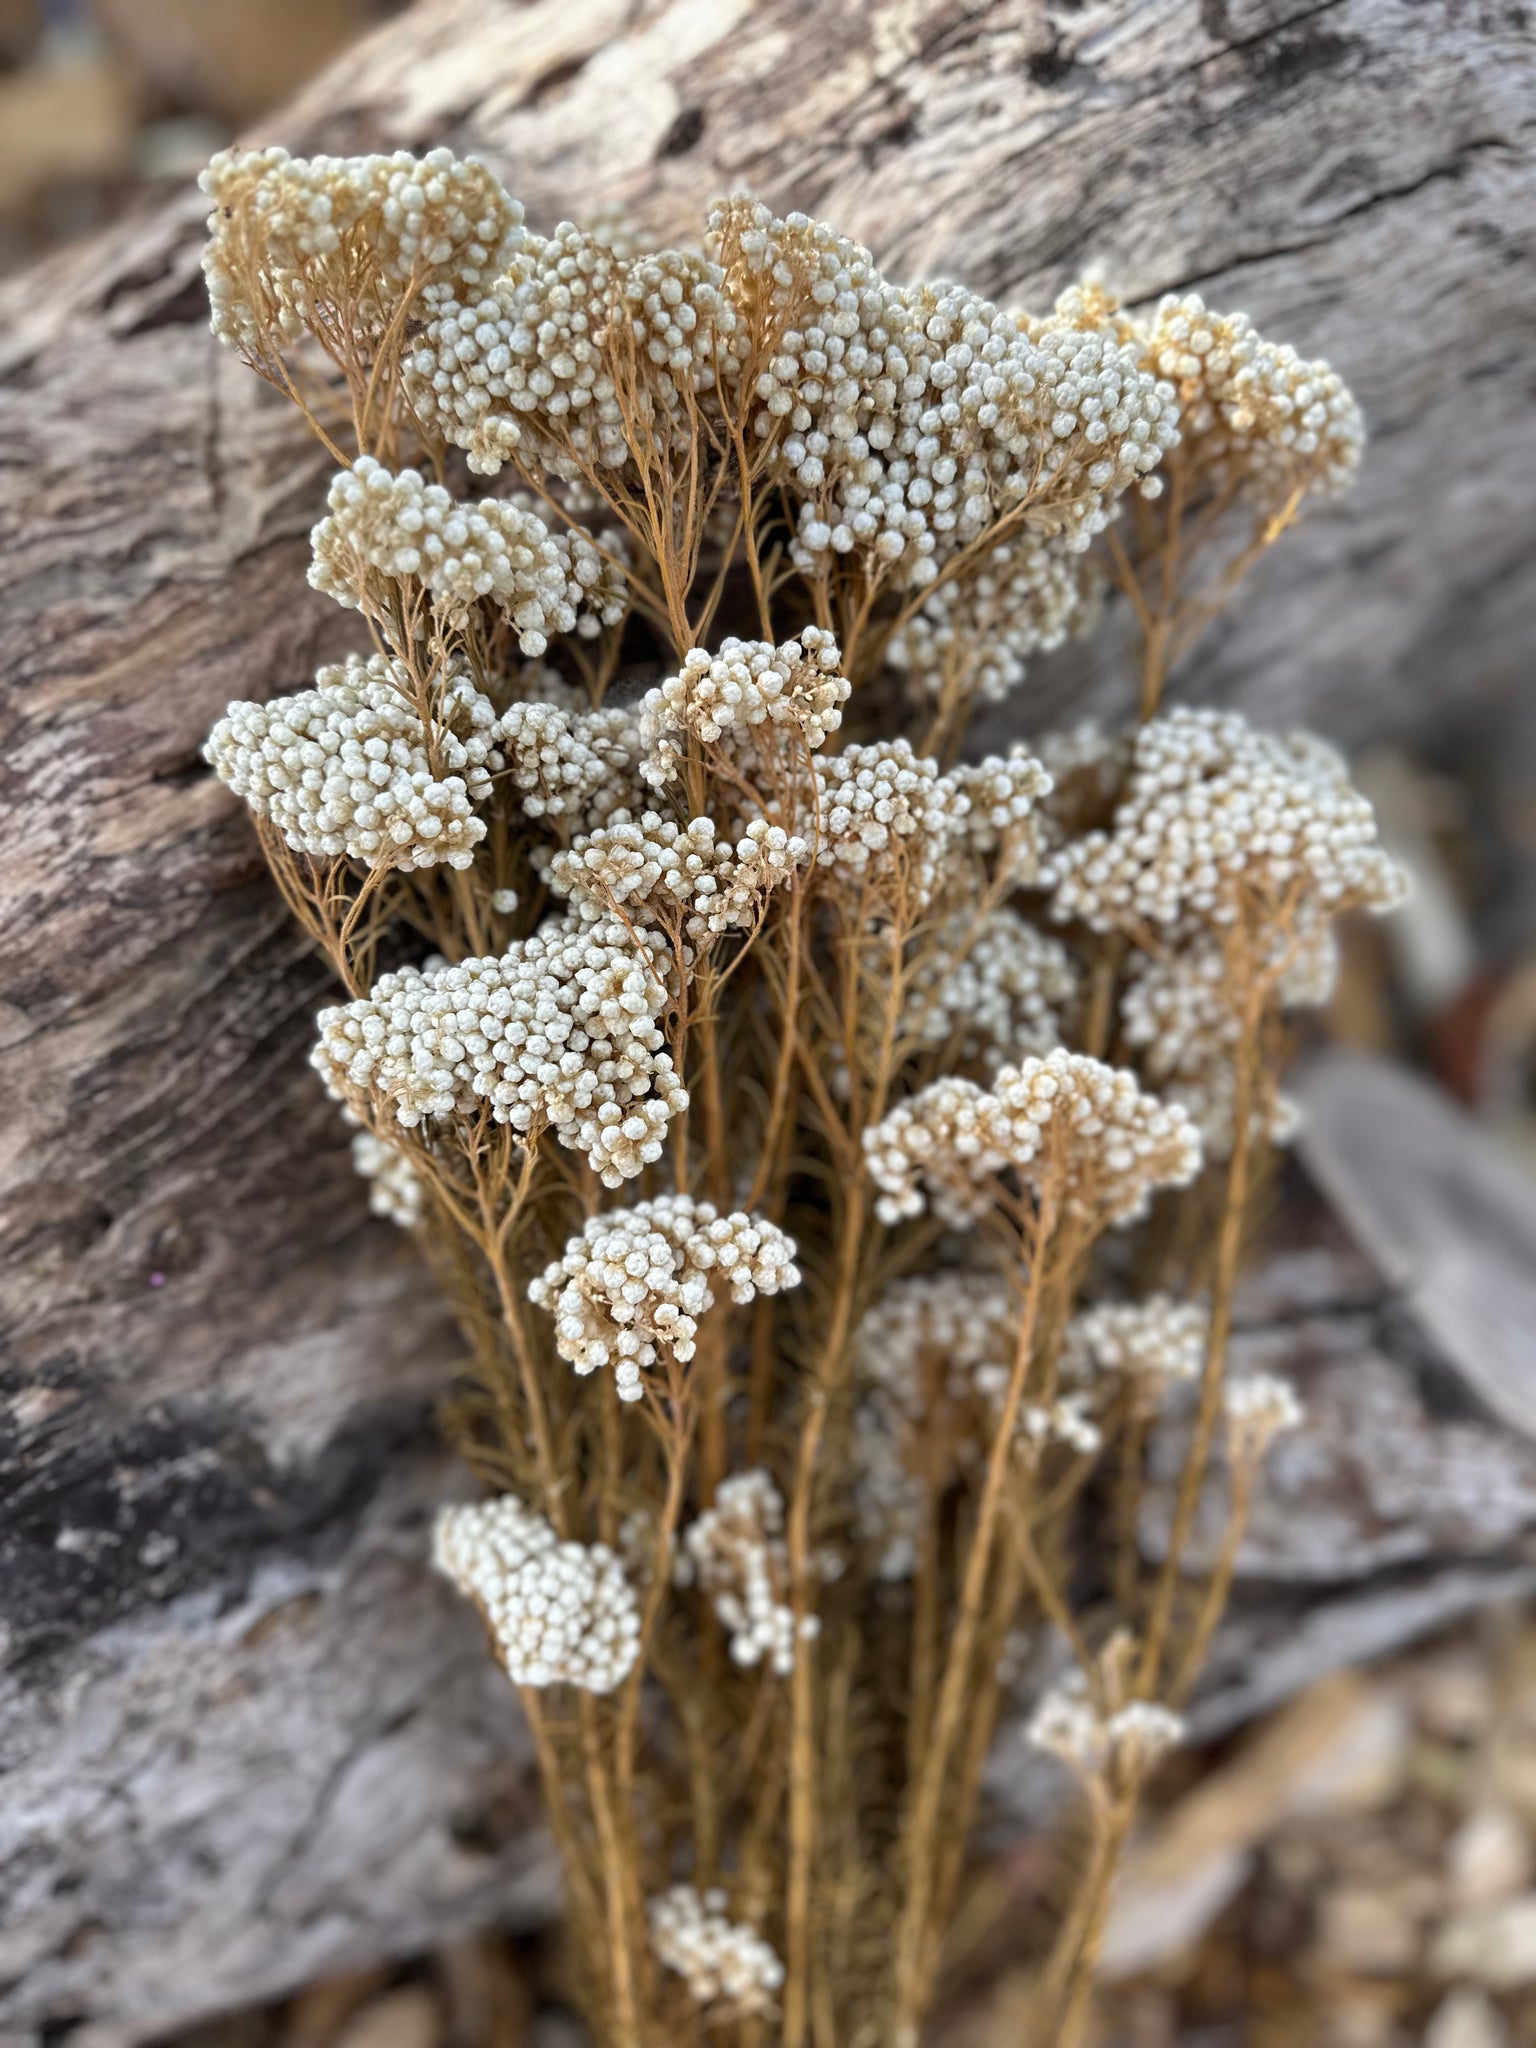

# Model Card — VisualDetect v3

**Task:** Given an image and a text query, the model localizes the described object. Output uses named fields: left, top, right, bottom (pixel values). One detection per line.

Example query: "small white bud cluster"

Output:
left=1142, top=291, right=1364, bottom=505
left=948, top=747, right=1054, bottom=885
left=1119, top=943, right=1301, bottom=1156
left=850, top=1273, right=1019, bottom=1578
left=528, top=1197, right=800, bottom=1401
left=406, top=226, right=742, bottom=478
left=812, top=739, right=968, bottom=907
left=676, top=1470, right=811, bottom=1675
left=718, top=198, right=1176, bottom=586
left=1028, top=1683, right=1184, bottom=1783
left=433, top=1495, right=640, bottom=1693
left=1018, top=1394, right=1103, bottom=1458
left=863, top=1075, right=1012, bottom=1228
left=205, top=653, right=496, bottom=870
left=903, top=908, right=1078, bottom=1073
left=623, top=243, right=743, bottom=398
left=309, top=457, right=622, bottom=655
left=405, top=224, right=626, bottom=477
left=548, top=812, right=807, bottom=943
left=496, top=701, right=644, bottom=829
left=311, top=916, right=687, bottom=1184
left=864, top=1050, right=1201, bottom=1228
left=888, top=531, right=1102, bottom=706
left=850, top=1277, right=1102, bottom=1553
left=202, top=146, right=525, bottom=355
left=1051, top=707, right=1407, bottom=940
left=639, top=630, right=848, bottom=785
left=350, top=1129, right=425, bottom=1228
left=648, top=1886, right=784, bottom=2017
left=1223, top=1371, right=1306, bottom=1463
left=1063, top=1294, right=1207, bottom=1391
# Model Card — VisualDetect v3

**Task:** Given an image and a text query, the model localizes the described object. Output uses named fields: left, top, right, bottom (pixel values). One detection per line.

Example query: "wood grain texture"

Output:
left=1, top=0, right=1531, bottom=2031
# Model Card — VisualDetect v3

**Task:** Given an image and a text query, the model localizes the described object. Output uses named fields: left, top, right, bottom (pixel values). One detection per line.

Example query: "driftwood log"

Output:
left=2, top=0, right=1532, bottom=2033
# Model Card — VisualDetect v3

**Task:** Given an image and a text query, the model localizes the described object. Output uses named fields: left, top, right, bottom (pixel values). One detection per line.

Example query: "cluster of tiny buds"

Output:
left=676, top=1470, right=814, bottom=1676
left=349, top=1128, right=425, bottom=1228
left=948, top=747, right=1053, bottom=885
left=201, top=145, right=525, bottom=354
left=639, top=630, right=848, bottom=785
left=1051, top=706, right=1407, bottom=939
left=850, top=1272, right=1020, bottom=1578
left=310, top=916, right=686, bottom=1185
left=1223, top=1371, right=1306, bottom=1463
left=1028, top=1683, right=1185, bottom=1786
left=902, top=908, right=1078, bottom=1074
left=888, top=531, right=1102, bottom=707
left=863, top=1050, right=1201, bottom=1229
left=205, top=653, right=496, bottom=871
left=496, top=699, right=644, bottom=831
left=1119, top=941, right=1302, bottom=1156
left=1143, top=291, right=1364, bottom=504
left=813, top=738, right=969, bottom=907
left=1019, top=1394, right=1103, bottom=1459
left=549, top=811, right=808, bottom=943
left=648, top=1886, right=784, bottom=2017
left=1062, top=1294, right=1208, bottom=1392
left=528, top=1196, right=799, bottom=1401
left=309, top=457, right=624, bottom=655
left=726, top=202, right=1176, bottom=584
left=433, top=1495, right=640, bottom=1693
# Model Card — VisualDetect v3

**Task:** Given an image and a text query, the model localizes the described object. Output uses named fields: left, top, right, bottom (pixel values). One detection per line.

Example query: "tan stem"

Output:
left=781, top=1181, right=870, bottom=2048
left=890, top=1207, right=1054, bottom=2043
left=1138, top=975, right=1264, bottom=1694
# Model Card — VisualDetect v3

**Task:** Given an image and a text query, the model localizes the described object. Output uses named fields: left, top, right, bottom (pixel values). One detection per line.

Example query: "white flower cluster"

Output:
left=1028, top=1683, right=1184, bottom=1782
left=548, top=812, right=807, bottom=942
left=405, top=225, right=741, bottom=477
left=1062, top=1294, right=1206, bottom=1391
left=202, top=145, right=525, bottom=355
left=812, top=739, right=968, bottom=905
left=638, top=630, right=848, bottom=785
left=309, top=458, right=624, bottom=655
left=676, top=1470, right=810, bottom=1675
left=1019, top=1394, right=1103, bottom=1459
left=648, top=1886, right=784, bottom=2017
left=1142, top=291, right=1364, bottom=505
left=205, top=653, right=496, bottom=871
left=903, top=908, right=1077, bottom=1073
left=404, top=224, right=624, bottom=476
left=311, top=916, right=687, bottom=1184
left=850, top=1273, right=1018, bottom=1577
left=864, top=1050, right=1201, bottom=1228
left=496, top=700, right=644, bottom=829
left=350, top=1129, right=425, bottom=1228
left=711, top=198, right=1176, bottom=587
left=949, top=747, right=1054, bottom=885
left=1119, top=942, right=1302, bottom=1155
left=528, top=1196, right=800, bottom=1401
left=1224, top=1371, right=1306, bottom=1462
left=888, top=531, right=1102, bottom=707
left=1051, top=707, right=1407, bottom=939
left=433, top=1494, right=640, bottom=1692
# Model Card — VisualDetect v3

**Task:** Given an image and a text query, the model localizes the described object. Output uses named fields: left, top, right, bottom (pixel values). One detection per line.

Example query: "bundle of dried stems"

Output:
left=198, top=146, right=1405, bottom=2048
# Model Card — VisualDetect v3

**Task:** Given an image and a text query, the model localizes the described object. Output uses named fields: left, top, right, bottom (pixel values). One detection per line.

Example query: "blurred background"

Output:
left=0, top=0, right=404, bottom=276
left=5, top=3, right=1534, bottom=2046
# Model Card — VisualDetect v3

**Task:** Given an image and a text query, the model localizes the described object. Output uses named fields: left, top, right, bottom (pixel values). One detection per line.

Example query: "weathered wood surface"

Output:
left=2, top=0, right=1533, bottom=2033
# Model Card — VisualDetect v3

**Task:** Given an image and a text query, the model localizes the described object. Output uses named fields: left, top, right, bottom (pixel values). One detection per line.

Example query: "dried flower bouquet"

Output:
left=200, top=145, right=1405, bottom=2048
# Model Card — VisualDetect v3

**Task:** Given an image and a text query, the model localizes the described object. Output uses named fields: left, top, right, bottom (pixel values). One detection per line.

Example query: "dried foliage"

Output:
left=199, top=144, right=1403, bottom=2048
